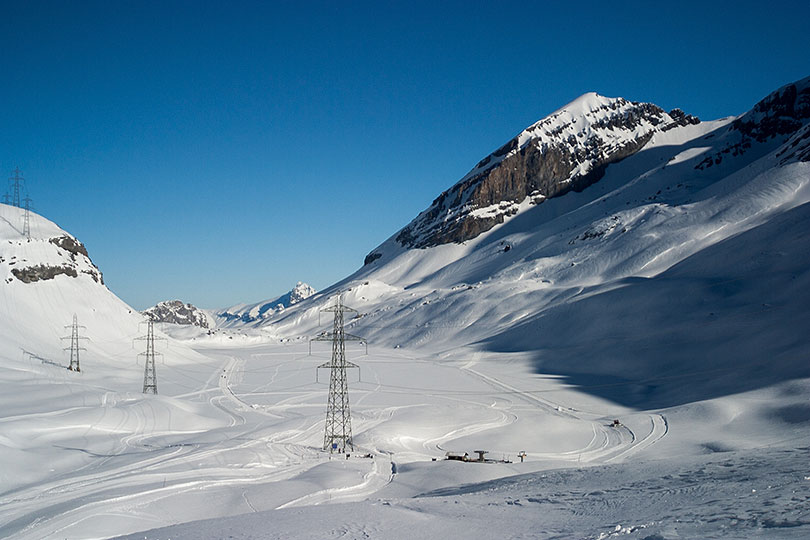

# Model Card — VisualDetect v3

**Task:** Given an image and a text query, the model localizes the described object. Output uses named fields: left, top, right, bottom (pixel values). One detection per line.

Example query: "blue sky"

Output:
left=1, top=1, right=807, bottom=309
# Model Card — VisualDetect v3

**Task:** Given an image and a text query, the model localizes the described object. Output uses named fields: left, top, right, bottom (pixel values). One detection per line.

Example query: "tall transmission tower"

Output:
left=8, top=167, right=24, bottom=208
left=62, top=314, right=87, bottom=372
left=135, top=319, right=164, bottom=394
left=312, top=295, right=365, bottom=453
left=22, top=195, right=32, bottom=239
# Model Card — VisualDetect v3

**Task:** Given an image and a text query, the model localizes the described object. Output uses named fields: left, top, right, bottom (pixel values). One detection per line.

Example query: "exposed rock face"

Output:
left=49, top=236, right=90, bottom=259
left=697, top=77, right=810, bottom=170
left=363, top=252, right=383, bottom=266
left=391, top=94, right=701, bottom=250
left=12, top=264, right=78, bottom=283
left=732, top=79, right=810, bottom=142
left=144, top=300, right=209, bottom=328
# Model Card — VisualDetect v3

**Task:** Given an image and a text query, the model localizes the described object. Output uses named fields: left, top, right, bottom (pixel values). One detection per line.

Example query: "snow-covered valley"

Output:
left=2, top=77, right=810, bottom=539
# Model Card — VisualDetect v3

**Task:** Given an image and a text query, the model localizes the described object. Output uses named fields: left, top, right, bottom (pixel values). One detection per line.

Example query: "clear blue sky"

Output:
left=1, top=1, right=807, bottom=309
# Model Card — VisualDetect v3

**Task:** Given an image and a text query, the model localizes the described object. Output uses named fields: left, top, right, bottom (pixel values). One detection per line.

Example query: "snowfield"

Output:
left=2, top=79, right=810, bottom=539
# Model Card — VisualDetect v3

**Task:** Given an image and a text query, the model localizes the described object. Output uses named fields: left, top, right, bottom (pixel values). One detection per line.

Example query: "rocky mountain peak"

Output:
left=144, top=300, right=209, bottom=328
left=387, top=93, right=701, bottom=252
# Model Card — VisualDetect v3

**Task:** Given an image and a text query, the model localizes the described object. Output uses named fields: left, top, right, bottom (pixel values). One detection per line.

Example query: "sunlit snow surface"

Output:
left=3, top=82, right=810, bottom=538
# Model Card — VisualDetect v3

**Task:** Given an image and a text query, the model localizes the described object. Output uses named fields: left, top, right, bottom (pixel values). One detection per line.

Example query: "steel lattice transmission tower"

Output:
left=8, top=167, right=24, bottom=208
left=136, top=319, right=163, bottom=394
left=23, top=195, right=32, bottom=239
left=312, top=295, right=365, bottom=453
left=62, top=314, right=87, bottom=372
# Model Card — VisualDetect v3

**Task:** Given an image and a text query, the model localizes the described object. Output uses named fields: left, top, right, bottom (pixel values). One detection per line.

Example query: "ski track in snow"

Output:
left=460, top=358, right=668, bottom=464
left=0, top=342, right=675, bottom=540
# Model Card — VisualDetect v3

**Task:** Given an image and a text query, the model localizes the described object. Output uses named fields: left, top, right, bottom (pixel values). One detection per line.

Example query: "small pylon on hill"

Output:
left=62, top=314, right=87, bottom=372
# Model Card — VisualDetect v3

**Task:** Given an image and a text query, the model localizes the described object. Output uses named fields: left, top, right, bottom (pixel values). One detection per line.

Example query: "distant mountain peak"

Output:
left=217, top=281, right=316, bottom=325
left=144, top=300, right=209, bottom=328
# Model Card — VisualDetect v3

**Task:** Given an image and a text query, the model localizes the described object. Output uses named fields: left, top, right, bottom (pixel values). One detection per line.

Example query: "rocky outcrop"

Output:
left=49, top=236, right=89, bottom=259
left=144, top=300, right=209, bottom=328
left=391, top=94, right=700, bottom=250
left=363, top=252, right=383, bottom=266
left=732, top=79, right=810, bottom=142
left=9, top=234, right=104, bottom=284
left=697, top=77, right=810, bottom=170
left=12, top=264, right=78, bottom=283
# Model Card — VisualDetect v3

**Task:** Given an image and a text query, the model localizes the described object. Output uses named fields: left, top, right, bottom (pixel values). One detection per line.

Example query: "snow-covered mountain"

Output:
left=215, top=281, right=316, bottom=325
left=379, top=93, right=699, bottom=253
left=143, top=300, right=211, bottom=328
left=256, top=76, right=810, bottom=406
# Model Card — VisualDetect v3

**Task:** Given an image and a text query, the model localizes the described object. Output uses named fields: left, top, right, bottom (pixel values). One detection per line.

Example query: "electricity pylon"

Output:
left=135, top=319, right=164, bottom=394
left=312, top=295, right=365, bottom=453
left=23, top=195, right=32, bottom=239
left=8, top=167, right=24, bottom=208
left=62, top=314, right=87, bottom=372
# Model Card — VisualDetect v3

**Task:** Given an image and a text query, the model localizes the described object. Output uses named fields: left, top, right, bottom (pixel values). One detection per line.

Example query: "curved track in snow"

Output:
left=0, top=343, right=670, bottom=540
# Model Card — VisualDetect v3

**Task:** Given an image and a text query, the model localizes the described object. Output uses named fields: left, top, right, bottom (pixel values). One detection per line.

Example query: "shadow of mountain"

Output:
left=481, top=201, right=810, bottom=409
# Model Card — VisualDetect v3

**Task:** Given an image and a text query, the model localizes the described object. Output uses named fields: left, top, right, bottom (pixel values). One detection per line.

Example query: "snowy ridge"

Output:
left=215, top=281, right=316, bottom=326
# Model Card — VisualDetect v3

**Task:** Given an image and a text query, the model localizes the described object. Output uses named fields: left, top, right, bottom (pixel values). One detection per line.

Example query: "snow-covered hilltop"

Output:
left=1, top=205, right=104, bottom=286
left=0, top=204, right=130, bottom=364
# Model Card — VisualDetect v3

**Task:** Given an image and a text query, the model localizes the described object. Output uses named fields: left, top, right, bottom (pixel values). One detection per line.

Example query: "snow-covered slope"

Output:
left=254, top=76, right=810, bottom=406
left=0, top=205, right=231, bottom=537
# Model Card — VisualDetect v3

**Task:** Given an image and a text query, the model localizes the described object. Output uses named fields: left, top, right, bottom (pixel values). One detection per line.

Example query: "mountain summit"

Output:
left=385, top=92, right=699, bottom=254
